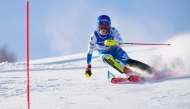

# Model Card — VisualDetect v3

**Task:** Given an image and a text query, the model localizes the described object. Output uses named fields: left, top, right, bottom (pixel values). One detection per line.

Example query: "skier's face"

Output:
left=99, top=25, right=109, bottom=34
left=100, top=28, right=107, bottom=34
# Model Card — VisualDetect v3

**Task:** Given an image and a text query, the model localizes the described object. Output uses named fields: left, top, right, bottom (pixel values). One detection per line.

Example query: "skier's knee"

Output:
left=101, top=54, right=113, bottom=64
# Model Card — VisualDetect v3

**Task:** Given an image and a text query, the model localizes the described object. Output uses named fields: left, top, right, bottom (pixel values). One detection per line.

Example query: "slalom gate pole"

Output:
left=26, top=1, right=30, bottom=109
left=119, top=42, right=171, bottom=46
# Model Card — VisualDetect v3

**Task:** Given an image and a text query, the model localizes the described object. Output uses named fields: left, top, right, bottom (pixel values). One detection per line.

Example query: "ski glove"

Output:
left=104, top=40, right=118, bottom=46
left=85, top=65, right=92, bottom=78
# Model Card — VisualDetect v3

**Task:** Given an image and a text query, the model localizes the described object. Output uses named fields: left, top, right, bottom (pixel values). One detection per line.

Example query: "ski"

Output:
left=110, top=72, right=177, bottom=84
left=111, top=75, right=143, bottom=84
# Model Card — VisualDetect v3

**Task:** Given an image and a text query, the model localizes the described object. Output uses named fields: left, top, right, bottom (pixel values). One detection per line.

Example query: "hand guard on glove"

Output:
left=104, top=40, right=118, bottom=46
left=85, top=65, right=92, bottom=78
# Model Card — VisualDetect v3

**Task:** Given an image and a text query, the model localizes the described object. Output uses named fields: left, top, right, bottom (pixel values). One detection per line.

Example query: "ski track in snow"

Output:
left=1, top=34, right=190, bottom=109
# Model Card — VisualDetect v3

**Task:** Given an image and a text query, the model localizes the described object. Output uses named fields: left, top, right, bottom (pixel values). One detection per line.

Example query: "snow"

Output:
left=0, top=33, right=190, bottom=109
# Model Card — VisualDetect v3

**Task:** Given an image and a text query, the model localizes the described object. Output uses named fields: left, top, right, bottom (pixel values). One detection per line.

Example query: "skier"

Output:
left=85, top=15, right=155, bottom=81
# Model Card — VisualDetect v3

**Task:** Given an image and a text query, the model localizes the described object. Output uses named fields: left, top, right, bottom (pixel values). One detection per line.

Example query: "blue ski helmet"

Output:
left=97, top=15, right=111, bottom=26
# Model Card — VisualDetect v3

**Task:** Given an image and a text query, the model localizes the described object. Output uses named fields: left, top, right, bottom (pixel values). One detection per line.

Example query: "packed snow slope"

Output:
left=0, top=33, right=190, bottom=109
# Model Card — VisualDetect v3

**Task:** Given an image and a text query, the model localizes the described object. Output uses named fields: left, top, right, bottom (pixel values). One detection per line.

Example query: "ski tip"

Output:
left=111, top=78, right=119, bottom=84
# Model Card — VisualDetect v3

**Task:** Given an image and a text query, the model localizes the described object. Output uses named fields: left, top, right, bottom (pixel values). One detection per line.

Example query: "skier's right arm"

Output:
left=86, top=34, right=96, bottom=66
left=85, top=34, right=96, bottom=78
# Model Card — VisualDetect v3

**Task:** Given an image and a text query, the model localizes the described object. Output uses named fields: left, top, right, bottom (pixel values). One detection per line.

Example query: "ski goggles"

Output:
left=98, top=25, right=109, bottom=30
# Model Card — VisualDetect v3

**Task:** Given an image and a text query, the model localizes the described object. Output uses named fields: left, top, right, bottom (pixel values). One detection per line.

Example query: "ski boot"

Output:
left=123, top=66, right=141, bottom=76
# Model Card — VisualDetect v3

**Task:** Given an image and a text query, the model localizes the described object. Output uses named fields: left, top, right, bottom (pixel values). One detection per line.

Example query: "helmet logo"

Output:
left=101, top=19, right=108, bottom=22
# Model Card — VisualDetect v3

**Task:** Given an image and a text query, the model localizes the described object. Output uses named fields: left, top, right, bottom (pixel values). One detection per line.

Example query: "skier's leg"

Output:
left=98, top=53, right=131, bottom=74
left=126, top=59, right=156, bottom=74
left=112, top=46, right=134, bottom=74
left=113, top=46, right=155, bottom=75
left=101, top=54, right=124, bottom=73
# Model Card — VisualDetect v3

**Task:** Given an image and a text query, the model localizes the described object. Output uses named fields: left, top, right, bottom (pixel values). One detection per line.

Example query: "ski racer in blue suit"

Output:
left=85, top=15, right=155, bottom=78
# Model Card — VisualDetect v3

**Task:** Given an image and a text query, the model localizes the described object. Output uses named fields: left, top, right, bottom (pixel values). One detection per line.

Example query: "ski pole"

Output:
left=119, top=42, right=171, bottom=46
left=104, top=40, right=171, bottom=46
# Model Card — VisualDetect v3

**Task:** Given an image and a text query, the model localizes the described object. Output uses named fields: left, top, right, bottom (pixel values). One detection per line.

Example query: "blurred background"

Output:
left=0, top=0, right=190, bottom=62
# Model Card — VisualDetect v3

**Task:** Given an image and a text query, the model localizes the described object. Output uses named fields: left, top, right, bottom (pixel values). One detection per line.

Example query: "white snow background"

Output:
left=0, top=33, right=190, bottom=109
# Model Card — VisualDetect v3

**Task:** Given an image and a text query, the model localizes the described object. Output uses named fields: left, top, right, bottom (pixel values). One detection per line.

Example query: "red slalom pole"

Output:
left=26, top=1, right=30, bottom=109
